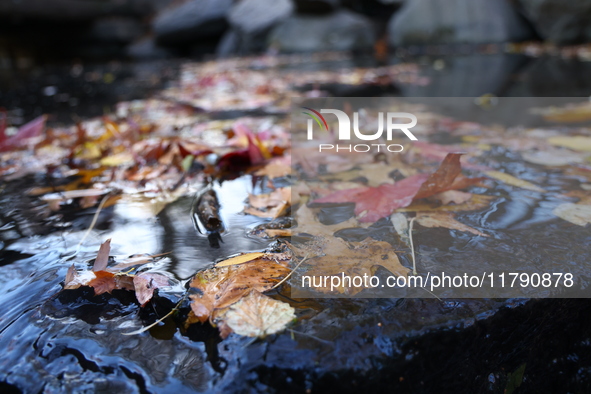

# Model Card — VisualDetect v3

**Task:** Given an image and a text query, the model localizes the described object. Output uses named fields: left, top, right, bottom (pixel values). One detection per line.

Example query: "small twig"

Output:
left=287, top=329, right=333, bottom=346
left=409, top=217, right=417, bottom=275
left=63, top=193, right=111, bottom=261
left=270, top=253, right=310, bottom=290
left=122, top=293, right=187, bottom=336
left=420, top=286, right=442, bottom=301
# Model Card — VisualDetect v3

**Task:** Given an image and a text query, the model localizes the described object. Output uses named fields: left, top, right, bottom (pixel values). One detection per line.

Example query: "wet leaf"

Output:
left=430, top=190, right=472, bottom=205
left=254, top=157, right=291, bottom=179
left=0, top=115, right=46, bottom=152
left=93, top=239, right=111, bottom=272
left=187, top=260, right=290, bottom=324
left=88, top=271, right=135, bottom=295
left=221, top=291, right=295, bottom=338
left=416, top=212, right=487, bottom=236
left=133, top=273, right=171, bottom=306
left=485, top=171, right=546, bottom=193
left=302, top=239, right=409, bottom=295
left=314, top=153, right=481, bottom=222
left=215, top=252, right=266, bottom=268
left=553, top=203, right=591, bottom=226
left=547, top=135, right=591, bottom=152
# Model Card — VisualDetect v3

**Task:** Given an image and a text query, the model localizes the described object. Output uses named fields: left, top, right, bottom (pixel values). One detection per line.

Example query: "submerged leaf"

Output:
left=416, top=212, right=487, bottom=237
left=485, top=171, right=546, bottom=193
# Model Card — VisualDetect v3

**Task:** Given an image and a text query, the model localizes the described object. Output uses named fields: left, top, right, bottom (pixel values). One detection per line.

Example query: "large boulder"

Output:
left=388, top=0, right=535, bottom=46
left=268, top=10, right=375, bottom=52
left=517, top=0, right=591, bottom=44
left=153, top=0, right=233, bottom=46
left=217, top=0, right=294, bottom=56
left=228, top=0, right=294, bottom=34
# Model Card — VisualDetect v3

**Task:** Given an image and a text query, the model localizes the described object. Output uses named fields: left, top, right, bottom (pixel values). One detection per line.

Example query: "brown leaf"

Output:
left=303, top=239, right=409, bottom=295
left=416, top=212, right=487, bottom=236
left=188, top=260, right=290, bottom=324
left=88, top=271, right=135, bottom=296
left=254, top=157, right=291, bottom=179
left=133, top=273, right=171, bottom=306
left=414, top=153, right=463, bottom=199
left=93, top=239, right=111, bottom=272
left=431, top=190, right=473, bottom=205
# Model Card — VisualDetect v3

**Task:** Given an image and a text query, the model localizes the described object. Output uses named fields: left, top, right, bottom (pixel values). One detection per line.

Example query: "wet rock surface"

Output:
left=388, top=0, right=536, bottom=46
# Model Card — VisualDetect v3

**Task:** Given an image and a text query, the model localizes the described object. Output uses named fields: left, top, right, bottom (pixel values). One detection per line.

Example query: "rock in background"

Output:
left=268, top=10, right=376, bottom=52
left=388, top=0, right=536, bottom=46
left=518, top=0, right=591, bottom=45
left=152, top=0, right=233, bottom=46
left=218, top=0, right=295, bottom=56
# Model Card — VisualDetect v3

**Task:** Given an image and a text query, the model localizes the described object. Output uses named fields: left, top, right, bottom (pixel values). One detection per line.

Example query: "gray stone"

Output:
left=388, top=0, right=535, bottom=46
left=153, top=0, right=233, bottom=45
left=90, top=17, right=144, bottom=43
left=518, top=0, right=591, bottom=44
left=268, top=10, right=375, bottom=52
left=229, top=0, right=294, bottom=34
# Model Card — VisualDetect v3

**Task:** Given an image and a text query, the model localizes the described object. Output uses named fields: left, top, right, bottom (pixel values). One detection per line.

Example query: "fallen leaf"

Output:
left=215, top=252, right=266, bottom=267
left=430, top=190, right=473, bottom=205
left=133, top=273, right=171, bottom=306
left=247, top=188, right=290, bottom=209
left=187, top=260, right=290, bottom=324
left=255, top=157, right=291, bottom=179
left=302, top=239, right=409, bottom=295
left=93, top=239, right=111, bottom=271
left=553, top=203, right=591, bottom=226
left=88, top=271, right=134, bottom=295
left=220, top=291, right=295, bottom=338
left=547, top=136, right=591, bottom=152
left=416, top=212, right=487, bottom=236
left=485, top=171, right=546, bottom=192
left=314, top=153, right=482, bottom=222
left=0, top=115, right=47, bottom=152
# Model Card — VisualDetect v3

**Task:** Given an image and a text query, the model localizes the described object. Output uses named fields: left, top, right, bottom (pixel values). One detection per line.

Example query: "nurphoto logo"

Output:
left=301, top=107, right=418, bottom=153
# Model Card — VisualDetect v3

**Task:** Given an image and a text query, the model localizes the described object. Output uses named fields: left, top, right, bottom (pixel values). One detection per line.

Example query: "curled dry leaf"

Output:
left=485, top=171, right=546, bottom=193
left=220, top=291, right=295, bottom=338
left=93, top=239, right=111, bottom=271
left=552, top=203, right=591, bottom=226
left=416, top=212, right=487, bottom=237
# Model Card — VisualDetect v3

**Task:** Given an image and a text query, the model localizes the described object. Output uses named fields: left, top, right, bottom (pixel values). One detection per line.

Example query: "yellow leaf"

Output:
left=547, top=136, right=591, bottom=152
left=100, top=152, right=134, bottom=167
left=485, top=171, right=546, bottom=192
left=553, top=203, right=591, bottom=226
left=215, top=252, right=265, bottom=267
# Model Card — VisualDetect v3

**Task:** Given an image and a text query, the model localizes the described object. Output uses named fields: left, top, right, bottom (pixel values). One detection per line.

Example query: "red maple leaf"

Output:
left=314, top=153, right=483, bottom=222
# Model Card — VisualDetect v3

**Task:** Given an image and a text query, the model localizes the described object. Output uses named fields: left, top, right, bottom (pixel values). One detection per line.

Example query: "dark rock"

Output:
left=218, top=0, right=294, bottom=56
left=228, top=0, right=294, bottom=34
left=153, top=0, right=233, bottom=46
left=90, top=17, right=144, bottom=43
left=268, top=10, right=375, bottom=52
left=388, top=0, right=535, bottom=46
left=0, top=0, right=155, bottom=20
left=518, top=0, right=591, bottom=44
left=294, top=0, right=340, bottom=15
left=127, top=36, right=174, bottom=58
